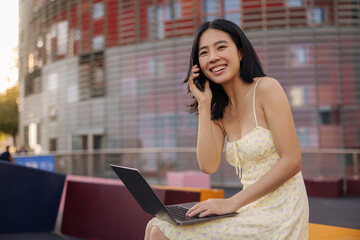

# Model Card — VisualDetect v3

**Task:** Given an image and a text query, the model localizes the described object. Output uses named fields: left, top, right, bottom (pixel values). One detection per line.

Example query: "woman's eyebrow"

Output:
left=199, top=40, right=228, bottom=51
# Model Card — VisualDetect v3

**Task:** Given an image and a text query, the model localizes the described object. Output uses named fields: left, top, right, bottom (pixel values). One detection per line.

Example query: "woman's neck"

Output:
left=222, top=78, right=253, bottom=109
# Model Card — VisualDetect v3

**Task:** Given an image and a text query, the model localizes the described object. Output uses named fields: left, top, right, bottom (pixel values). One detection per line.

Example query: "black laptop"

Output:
left=110, top=164, right=238, bottom=225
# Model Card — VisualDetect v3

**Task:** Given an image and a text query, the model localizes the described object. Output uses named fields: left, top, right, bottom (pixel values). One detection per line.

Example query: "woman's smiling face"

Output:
left=198, top=28, right=242, bottom=85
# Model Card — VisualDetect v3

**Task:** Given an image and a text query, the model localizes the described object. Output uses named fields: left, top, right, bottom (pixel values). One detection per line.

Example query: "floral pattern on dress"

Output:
left=152, top=126, right=309, bottom=240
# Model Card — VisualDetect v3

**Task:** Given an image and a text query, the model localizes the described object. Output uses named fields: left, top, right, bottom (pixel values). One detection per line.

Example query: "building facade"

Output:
left=19, top=0, right=360, bottom=159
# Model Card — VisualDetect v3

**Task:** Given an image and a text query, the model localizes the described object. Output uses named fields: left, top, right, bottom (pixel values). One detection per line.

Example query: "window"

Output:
left=203, top=0, right=219, bottom=21
left=148, top=5, right=164, bottom=40
left=223, top=0, right=241, bottom=25
left=92, top=65, right=105, bottom=97
left=72, top=135, right=88, bottom=150
left=74, top=28, right=81, bottom=41
left=319, top=107, right=340, bottom=125
left=93, top=135, right=104, bottom=149
left=26, top=122, right=41, bottom=151
left=286, top=0, right=304, bottom=7
left=223, top=0, right=239, bottom=11
left=92, top=2, right=104, bottom=19
left=224, top=13, right=241, bottom=25
left=47, top=73, right=58, bottom=91
left=46, top=24, right=57, bottom=63
left=168, top=115, right=176, bottom=129
left=79, top=52, right=105, bottom=100
left=202, top=0, right=241, bottom=25
left=289, top=86, right=310, bottom=107
left=165, top=0, right=182, bottom=20
left=290, top=45, right=308, bottom=67
left=308, top=7, right=327, bottom=26
left=25, top=68, right=41, bottom=96
left=153, top=115, right=165, bottom=129
left=319, top=109, right=331, bottom=125
left=187, top=115, right=197, bottom=128
left=92, top=35, right=104, bottom=51
left=57, top=21, right=69, bottom=56
left=67, top=84, right=79, bottom=103
left=296, top=127, right=317, bottom=147
left=49, top=138, right=57, bottom=151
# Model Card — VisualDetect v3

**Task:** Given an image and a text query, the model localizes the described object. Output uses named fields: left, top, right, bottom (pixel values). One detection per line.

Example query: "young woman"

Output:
left=145, top=19, right=309, bottom=240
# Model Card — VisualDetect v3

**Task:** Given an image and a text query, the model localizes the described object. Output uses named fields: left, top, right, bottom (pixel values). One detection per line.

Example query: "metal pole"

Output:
left=343, top=154, right=347, bottom=196
left=353, top=152, right=359, bottom=177
left=157, top=152, right=162, bottom=184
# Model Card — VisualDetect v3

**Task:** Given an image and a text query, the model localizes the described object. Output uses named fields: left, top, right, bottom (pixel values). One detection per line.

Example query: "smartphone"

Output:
left=194, top=78, right=205, bottom=92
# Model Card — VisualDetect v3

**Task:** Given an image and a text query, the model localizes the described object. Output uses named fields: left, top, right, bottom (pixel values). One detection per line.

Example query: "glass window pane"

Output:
left=166, top=1, right=182, bottom=20
left=93, top=35, right=104, bottom=51
left=204, top=15, right=218, bottom=22
left=49, top=138, right=57, bottom=151
left=308, top=7, right=327, bottom=25
left=289, top=86, right=310, bottom=107
left=203, top=0, right=218, bottom=14
left=286, top=0, right=304, bottom=7
left=291, top=46, right=308, bottom=66
left=57, top=21, right=68, bottom=56
left=224, top=13, right=241, bottom=25
left=223, top=0, right=240, bottom=11
left=296, top=127, right=318, bottom=147
left=93, top=2, right=104, bottom=19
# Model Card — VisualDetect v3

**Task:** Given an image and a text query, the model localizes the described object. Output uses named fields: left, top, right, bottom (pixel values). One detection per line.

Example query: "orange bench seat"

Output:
left=309, top=223, right=360, bottom=240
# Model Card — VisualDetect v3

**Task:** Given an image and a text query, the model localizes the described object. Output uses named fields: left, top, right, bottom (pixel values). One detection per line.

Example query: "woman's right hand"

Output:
left=188, top=65, right=212, bottom=105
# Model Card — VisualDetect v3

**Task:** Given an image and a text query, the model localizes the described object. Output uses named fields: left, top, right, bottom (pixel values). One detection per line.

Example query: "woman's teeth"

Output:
left=213, top=65, right=225, bottom=73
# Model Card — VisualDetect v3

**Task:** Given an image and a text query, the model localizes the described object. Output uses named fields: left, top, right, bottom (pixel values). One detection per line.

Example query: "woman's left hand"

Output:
left=186, top=198, right=238, bottom=218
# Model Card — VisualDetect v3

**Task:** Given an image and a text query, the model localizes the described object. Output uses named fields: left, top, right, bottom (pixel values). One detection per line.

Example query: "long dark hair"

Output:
left=185, top=19, right=266, bottom=120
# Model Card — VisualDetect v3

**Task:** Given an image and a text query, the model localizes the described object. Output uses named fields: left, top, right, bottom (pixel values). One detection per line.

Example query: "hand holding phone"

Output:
left=194, top=78, right=205, bottom=92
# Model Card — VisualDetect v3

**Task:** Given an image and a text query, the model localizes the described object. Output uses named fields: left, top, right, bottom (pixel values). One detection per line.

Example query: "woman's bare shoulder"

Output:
left=256, top=77, right=287, bottom=104
left=257, top=76, right=283, bottom=91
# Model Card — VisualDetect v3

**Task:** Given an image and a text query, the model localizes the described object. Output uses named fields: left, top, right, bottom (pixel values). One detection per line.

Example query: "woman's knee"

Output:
left=150, top=225, right=168, bottom=240
left=144, top=220, right=153, bottom=240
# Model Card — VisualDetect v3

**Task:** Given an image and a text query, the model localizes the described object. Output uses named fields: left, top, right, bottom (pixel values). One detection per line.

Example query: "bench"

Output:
left=309, top=223, right=360, bottom=240
left=347, top=176, right=360, bottom=196
left=60, top=178, right=201, bottom=240
left=1, top=162, right=359, bottom=239
left=304, top=177, right=343, bottom=198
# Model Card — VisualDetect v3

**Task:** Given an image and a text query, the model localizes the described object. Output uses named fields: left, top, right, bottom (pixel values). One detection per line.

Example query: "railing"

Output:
left=13, top=147, right=360, bottom=194
left=15, top=147, right=359, bottom=194
left=300, top=148, right=360, bottom=195
left=52, top=147, right=199, bottom=185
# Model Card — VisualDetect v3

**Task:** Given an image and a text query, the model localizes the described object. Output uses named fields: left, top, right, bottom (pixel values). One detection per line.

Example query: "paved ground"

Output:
left=224, top=187, right=360, bottom=230
left=308, top=196, right=360, bottom=229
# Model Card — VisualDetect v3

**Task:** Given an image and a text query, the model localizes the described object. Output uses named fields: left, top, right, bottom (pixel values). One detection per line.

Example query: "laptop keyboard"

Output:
left=166, top=205, right=200, bottom=221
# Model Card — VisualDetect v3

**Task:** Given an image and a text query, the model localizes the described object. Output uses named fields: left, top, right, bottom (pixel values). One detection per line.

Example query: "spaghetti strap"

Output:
left=218, top=119, right=226, bottom=137
left=253, top=78, right=263, bottom=127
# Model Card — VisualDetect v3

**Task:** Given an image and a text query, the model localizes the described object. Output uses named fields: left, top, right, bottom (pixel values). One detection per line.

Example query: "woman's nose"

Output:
left=209, top=51, right=220, bottom=63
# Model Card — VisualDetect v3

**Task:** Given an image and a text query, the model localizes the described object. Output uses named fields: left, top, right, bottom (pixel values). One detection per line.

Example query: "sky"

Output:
left=0, top=1, right=19, bottom=94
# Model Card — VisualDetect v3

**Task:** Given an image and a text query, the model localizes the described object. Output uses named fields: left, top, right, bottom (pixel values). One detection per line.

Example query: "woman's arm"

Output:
left=196, top=103, right=225, bottom=174
left=188, top=65, right=225, bottom=174
left=187, top=77, right=302, bottom=217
